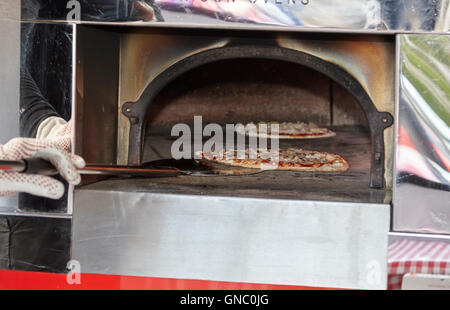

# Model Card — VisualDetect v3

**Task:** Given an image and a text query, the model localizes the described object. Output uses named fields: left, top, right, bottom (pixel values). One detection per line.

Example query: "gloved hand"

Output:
left=0, top=118, right=85, bottom=199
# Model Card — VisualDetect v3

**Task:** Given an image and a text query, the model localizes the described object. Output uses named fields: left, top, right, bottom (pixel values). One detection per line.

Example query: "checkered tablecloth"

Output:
left=388, top=239, right=450, bottom=290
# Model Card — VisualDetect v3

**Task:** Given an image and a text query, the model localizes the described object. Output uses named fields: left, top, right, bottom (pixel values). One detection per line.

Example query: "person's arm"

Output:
left=2, top=70, right=84, bottom=199
left=20, top=69, right=59, bottom=138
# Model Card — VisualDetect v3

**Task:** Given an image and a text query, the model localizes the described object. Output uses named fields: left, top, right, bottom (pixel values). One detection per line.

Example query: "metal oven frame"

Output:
left=1, top=0, right=447, bottom=289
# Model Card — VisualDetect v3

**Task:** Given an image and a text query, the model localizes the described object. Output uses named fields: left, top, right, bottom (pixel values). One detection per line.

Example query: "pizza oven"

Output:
left=14, top=0, right=450, bottom=290
left=75, top=26, right=395, bottom=202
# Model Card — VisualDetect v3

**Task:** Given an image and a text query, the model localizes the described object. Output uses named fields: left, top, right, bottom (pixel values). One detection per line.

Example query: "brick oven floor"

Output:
left=80, top=126, right=391, bottom=204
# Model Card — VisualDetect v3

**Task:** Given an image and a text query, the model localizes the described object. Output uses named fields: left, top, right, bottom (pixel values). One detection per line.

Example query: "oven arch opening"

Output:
left=122, top=45, right=393, bottom=188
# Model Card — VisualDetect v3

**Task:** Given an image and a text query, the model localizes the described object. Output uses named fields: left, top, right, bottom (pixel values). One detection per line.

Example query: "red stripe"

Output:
left=388, top=240, right=405, bottom=252
left=440, top=261, right=447, bottom=274
left=389, top=261, right=400, bottom=275
left=387, top=275, right=403, bottom=290
left=444, top=247, right=450, bottom=260
left=0, top=270, right=341, bottom=290
left=414, top=244, right=443, bottom=274
left=403, top=261, right=412, bottom=274
left=390, top=241, right=417, bottom=261
left=406, top=242, right=428, bottom=261
left=412, top=242, right=440, bottom=263
left=416, top=261, right=424, bottom=274
left=389, top=240, right=413, bottom=259
left=427, top=261, right=435, bottom=274
left=431, top=243, right=448, bottom=260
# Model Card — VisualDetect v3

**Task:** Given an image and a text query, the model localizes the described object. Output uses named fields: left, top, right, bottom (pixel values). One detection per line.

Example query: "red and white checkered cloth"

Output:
left=388, top=239, right=450, bottom=290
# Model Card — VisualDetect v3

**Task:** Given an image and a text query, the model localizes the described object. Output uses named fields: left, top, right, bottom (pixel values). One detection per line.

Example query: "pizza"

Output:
left=197, top=148, right=349, bottom=172
left=235, top=121, right=336, bottom=139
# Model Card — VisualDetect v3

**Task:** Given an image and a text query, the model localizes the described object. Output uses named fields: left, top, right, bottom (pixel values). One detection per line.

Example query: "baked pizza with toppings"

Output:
left=236, top=121, right=336, bottom=139
left=198, top=148, right=349, bottom=172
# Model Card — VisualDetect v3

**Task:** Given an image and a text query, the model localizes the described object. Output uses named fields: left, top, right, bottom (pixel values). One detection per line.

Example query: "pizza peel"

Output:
left=143, top=158, right=265, bottom=176
left=0, top=158, right=264, bottom=177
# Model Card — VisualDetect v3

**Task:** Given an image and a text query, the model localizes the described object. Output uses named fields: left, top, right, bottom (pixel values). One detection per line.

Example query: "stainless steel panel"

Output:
left=0, top=0, right=20, bottom=211
left=75, top=26, right=120, bottom=166
left=394, top=34, right=450, bottom=234
left=21, top=0, right=450, bottom=33
left=72, top=190, right=390, bottom=289
left=17, top=22, right=77, bottom=215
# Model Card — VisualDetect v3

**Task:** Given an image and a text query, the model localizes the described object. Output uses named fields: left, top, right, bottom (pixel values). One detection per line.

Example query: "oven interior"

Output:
left=75, top=26, right=395, bottom=204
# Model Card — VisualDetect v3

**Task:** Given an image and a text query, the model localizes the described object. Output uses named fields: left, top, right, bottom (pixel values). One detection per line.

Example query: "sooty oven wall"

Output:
left=144, top=58, right=367, bottom=133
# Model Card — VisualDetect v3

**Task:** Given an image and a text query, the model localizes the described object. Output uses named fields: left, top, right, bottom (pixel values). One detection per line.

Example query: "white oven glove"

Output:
left=0, top=118, right=85, bottom=199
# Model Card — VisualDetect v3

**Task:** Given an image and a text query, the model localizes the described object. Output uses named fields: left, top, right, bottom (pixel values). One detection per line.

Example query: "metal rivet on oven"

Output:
left=375, top=152, right=381, bottom=161
left=125, top=107, right=131, bottom=113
